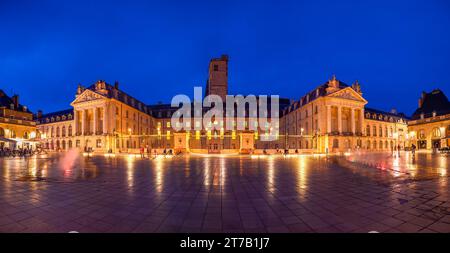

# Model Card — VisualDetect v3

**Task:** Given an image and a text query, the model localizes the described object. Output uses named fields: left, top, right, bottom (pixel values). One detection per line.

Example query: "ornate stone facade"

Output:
left=407, top=89, right=450, bottom=150
left=279, top=76, right=410, bottom=153
left=34, top=56, right=448, bottom=154
left=0, top=90, right=37, bottom=149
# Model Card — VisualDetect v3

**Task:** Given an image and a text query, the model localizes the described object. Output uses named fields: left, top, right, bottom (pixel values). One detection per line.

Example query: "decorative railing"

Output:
left=0, top=117, right=36, bottom=126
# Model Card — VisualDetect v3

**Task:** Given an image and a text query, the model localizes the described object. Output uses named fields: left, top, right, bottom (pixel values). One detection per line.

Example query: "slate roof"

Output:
left=0, top=89, right=32, bottom=113
left=84, top=81, right=149, bottom=114
left=36, top=109, right=73, bottom=124
left=147, top=97, right=290, bottom=119
left=365, top=107, right=409, bottom=122
left=282, top=77, right=350, bottom=116
left=411, top=89, right=450, bottom=120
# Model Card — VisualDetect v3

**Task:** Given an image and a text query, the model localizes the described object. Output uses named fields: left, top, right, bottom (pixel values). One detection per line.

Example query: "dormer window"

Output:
left=432, top=111, right=437, bottom=117
left=420, top=113, right=424, bottom=119
left=10, top=104, right=14, bottom=110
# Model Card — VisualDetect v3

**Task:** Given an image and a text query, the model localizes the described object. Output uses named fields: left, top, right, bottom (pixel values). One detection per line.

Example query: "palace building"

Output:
left=279, top=76, right=409, bottom=153
left=0, top=90, right=37, bottom=149
left=407, top=89, right=450, bottom=150
left=33, top=55, right=448, bottom=154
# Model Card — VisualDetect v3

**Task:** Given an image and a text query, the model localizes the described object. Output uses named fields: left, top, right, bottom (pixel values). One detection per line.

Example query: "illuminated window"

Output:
left=419, top=129, right=425, bottom=139
left=195, top=130, right=200, bottom=140
left=432, top=128, right=441, bottom=138
left=166, top=131, right=170, bottom=140
left=166, top=122, right=171, bottom=128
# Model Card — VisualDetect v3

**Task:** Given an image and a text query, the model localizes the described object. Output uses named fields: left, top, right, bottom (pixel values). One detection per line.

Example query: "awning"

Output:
left=0, top=137, right=17, bottom=143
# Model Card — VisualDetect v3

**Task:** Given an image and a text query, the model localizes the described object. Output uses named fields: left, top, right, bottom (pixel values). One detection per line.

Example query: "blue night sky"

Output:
left=1, top=0, right=449, bottom=116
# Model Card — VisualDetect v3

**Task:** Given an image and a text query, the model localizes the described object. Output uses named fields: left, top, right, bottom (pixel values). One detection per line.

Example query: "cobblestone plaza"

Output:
left=0, top=152, right=449, bottom=233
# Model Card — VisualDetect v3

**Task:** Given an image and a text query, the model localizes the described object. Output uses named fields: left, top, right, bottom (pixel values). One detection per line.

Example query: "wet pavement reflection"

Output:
left=0, top=151, right=449, bottom=233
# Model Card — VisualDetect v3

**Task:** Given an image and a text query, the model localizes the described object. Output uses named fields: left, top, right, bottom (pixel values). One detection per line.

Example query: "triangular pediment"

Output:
left=327, top=87, right=367, bottom=103
left=70, top=89, right=106, bottom=105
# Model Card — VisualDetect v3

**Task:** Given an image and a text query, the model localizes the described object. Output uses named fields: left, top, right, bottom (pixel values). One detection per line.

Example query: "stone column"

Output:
left=74, top=110, right=79, bottom=135
left=81, top=109, right=86, bottom=135
left=93, top=107, right=98, bottom=135
left=360, top=108, right=364, bottom=135
left=351, top=108, right=356, bottom=134
left=337, top=106, right=342, bottom=134
left=326, top=105, right=331, bottom=133
left=103, top=103, right=108, bottom=134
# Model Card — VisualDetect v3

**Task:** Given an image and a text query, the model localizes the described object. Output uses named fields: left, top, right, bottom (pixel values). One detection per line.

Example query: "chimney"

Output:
left=418, top=91, right=426, bottom=108
left=114, top=81, right=119, bottom=89
left=11, top=95, right=19, bottom=109
left=37, top=110, right=43, bottom=119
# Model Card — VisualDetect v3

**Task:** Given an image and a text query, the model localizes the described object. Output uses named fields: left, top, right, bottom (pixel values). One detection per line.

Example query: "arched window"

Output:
left=419, top=129, right=425, bottom=139
left=10, top=129, right=16, bottom=138
left=68, top=125, right=72, bottom=136
left=68, top=140, right=72, bottom=148
left=373, top=141, right=377, bottom=149
left=432, top=128, right=441, bottom=138
left=332, top=139, right=339, bottom=148
left=62, top=126, right=66, bottom=137
left=379, top=126, right=383, bottom=137
left=23, top=132, right=29, bottom=139
left=367, top=140, right=371, bottom=149
left=373, top=126, right=377, bottom=136
left=366, top=125, right=370, bottom=136
left=385, top=126, right=388, bottom=137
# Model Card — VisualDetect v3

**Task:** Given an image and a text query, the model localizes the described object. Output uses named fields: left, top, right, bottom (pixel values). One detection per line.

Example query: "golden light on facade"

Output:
left=195, top=130, right=200, bottom=140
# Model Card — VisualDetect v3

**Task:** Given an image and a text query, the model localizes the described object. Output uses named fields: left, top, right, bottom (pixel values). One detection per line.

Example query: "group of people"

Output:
left=0, top=146, right=38, bottom=157
left=139, top=146, right=174, bottom=159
